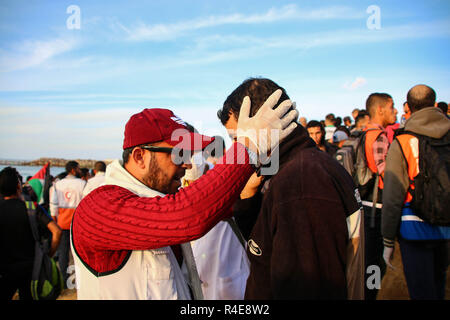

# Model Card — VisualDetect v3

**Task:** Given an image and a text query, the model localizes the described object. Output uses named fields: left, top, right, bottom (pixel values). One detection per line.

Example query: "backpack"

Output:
left=398, top=131, right=450, bottom=226
left=334, top=146, right=355, bottom=176
left=25, top=201, right=64, bottom=300
left=334, top=130, right=372, bottom=186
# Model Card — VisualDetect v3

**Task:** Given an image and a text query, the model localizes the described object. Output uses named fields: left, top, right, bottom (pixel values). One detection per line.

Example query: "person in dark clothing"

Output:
left=0, top=167, right=61, bottom=300
left=305, top=120, right=339, bottom=157
left=218, top=78, right=365, bottom=299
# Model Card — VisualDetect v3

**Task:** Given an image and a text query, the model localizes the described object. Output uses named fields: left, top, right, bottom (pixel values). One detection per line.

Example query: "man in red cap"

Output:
left=70, top=90, right=298, bottom=300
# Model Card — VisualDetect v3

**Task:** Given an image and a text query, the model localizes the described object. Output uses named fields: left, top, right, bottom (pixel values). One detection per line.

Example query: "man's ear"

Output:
left=131, top=148, right=146, bottom=169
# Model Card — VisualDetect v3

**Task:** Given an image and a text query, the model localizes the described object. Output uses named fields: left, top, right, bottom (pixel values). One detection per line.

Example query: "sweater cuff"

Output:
left=383, top=238, right=395, bottom=248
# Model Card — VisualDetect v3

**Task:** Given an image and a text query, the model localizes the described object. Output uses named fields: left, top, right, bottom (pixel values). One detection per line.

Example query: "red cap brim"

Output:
left=166, top=132, right=215, bottom=151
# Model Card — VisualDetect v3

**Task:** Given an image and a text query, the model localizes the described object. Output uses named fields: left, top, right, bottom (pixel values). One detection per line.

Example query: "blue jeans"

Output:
left=399, top=237, right=449, bottom=300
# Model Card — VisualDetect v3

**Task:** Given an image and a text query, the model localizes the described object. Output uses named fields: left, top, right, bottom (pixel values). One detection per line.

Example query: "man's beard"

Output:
left=142, top=152, right=175, bottom=194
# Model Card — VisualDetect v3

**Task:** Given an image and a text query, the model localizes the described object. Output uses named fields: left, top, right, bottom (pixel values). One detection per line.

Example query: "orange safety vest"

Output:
left=395, top=134, right=419, bottom=204
left=57, top=208, right=76, bottom=230
left=363, top=125, right=384, bottom=189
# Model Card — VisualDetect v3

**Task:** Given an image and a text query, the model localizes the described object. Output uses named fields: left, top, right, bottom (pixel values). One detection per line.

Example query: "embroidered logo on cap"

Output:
left=170, top=115, right=187, bottom=126
left=248, top=239, right=262, bottom=256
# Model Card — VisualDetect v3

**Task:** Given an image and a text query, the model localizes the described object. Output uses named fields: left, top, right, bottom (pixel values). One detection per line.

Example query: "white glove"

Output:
left=236, top=89, right=298, bottom=156
left=383, top=246, right=395, bottom=270
left=183, top=152, right=206, bottom=181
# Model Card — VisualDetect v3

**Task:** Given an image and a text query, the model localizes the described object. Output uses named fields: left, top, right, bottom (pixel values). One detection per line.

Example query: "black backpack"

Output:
left=25, top=201, right=64, bottom=300
left=397, top=131, right=450, bottom=226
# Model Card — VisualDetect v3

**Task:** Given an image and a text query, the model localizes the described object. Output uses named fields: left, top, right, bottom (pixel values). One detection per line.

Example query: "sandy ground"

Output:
left=377, top=241, right=450, bottom=300
left=14, top=241, right=449, bottom=300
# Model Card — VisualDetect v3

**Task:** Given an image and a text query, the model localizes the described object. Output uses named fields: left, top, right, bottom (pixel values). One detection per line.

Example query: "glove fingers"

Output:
left=259, top=89, right=282, bottom=111
left=280, top=109, right=299, bottom=129
left=273, top=99, right=293, bottom=118
left=238, top=96, right=251, bottom=122
left=279, top=121, right=298, bottom=141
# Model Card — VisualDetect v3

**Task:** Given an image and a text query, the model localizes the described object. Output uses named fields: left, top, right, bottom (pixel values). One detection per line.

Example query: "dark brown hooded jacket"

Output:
left=234, top=125, right=364, bottom=299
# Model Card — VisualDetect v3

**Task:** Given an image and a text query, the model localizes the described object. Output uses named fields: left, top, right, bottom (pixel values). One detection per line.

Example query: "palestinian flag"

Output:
left=28, top=162, right=50, bottom=204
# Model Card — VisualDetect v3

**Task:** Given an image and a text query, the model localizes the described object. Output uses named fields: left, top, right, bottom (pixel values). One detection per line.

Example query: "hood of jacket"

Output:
left=104, top=160, right=165, bottom=198
left=261, top=125, right=316, bottom=178
left=404, top=107, right=450, bottom=139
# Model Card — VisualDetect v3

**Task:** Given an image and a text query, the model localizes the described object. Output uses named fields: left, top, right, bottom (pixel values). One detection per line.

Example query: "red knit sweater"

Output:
left=72, top=143, right=254, bottom=274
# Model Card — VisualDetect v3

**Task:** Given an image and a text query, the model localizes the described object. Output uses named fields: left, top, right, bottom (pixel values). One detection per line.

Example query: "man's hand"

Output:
left=236, top=89, right=298, bottom=156
left=383, top=246, right=395, bottom=270
left=240, top=172, right=263, bottom=199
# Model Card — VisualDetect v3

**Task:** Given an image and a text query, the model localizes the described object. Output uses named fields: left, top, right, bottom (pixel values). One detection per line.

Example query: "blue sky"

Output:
left=0, top=0, right=449, bottom=160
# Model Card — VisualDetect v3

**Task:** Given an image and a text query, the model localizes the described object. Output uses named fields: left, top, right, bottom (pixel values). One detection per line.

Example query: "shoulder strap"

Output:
left=25, top=201, right=40, bottom=242
left=225, top=218, right=247, bottom=248
left=369, top=174, right=380, bottom=229
left=180, top=243, right=204, bottom=300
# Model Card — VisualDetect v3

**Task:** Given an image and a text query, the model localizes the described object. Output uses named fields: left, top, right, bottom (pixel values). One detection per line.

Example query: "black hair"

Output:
left=306, top=120, right=325, bottom=145
left=325, top=113, right=335, bottom=121
left=217, top=77, right=290, bottom=125
left=0, top=166, right=20, bottom=197
left=437, top=101, right=448, bottom=114
left=306, top=120, right=323, bottom=130
left=122, top=143, right=157, bottom=165
left=366, top=93, right=393, bottom=117
left=80, top=168, right=90, bottom=178
left=65, top=161, right=79, bottom=173
left=355, top=114, right=367, bottom=125
left=94, top=161, right=106, bottom=173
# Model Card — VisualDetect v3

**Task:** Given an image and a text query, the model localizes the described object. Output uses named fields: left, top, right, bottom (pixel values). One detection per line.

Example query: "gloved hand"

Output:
left=383, top=246, right=395, bottom=270
left=236, top=89, right=298, bottom=156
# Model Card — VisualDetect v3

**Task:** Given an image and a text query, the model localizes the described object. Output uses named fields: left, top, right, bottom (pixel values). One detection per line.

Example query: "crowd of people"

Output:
left=0, top=78, right=449, bottom=301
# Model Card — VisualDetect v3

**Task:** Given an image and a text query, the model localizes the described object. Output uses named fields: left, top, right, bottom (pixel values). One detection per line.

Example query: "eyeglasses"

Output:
left=140, top=145, right=194, bottom=165
left=140, top=146, right=175, bottom=154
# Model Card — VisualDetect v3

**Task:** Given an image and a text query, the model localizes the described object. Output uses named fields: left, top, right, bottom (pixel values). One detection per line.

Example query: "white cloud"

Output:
left=118, top=4, right=363, bottom=42
left=343, top=77, right=368, bottom=90
left=0, top=37, right=79, bottom=72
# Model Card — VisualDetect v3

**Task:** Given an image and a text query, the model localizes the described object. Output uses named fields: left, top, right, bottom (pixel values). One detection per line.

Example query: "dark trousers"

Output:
left=399, top=238, right=449, bottom=300
left=0, top=269, right=32, bottom=300
left=57, top=229, right=71, bottom=289
left=363, top=206, right=386, bottom=300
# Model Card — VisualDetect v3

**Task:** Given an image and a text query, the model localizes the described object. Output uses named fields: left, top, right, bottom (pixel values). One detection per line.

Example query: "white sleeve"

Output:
left=49, top=185, right=58, bottom=217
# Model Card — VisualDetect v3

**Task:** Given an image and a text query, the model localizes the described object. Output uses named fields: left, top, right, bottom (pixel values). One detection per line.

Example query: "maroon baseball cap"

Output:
left=123, top=108, right=214, bottom=150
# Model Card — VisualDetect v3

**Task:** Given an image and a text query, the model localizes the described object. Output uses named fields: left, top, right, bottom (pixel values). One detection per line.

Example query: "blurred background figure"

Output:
left=299, top=116, right=307, bottom=127
left=82, top=161, right=106, bottom=198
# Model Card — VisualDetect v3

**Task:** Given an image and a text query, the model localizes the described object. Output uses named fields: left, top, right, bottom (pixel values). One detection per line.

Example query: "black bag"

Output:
left=25, top=201, right=63, bottom=300
left=399, top=131, right=450, bottom=226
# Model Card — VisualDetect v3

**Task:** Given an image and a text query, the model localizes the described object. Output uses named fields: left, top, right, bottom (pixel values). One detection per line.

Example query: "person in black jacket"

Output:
left=218, top=78, right=365, bottom=299
left=0, top=167, right=61, bottom=300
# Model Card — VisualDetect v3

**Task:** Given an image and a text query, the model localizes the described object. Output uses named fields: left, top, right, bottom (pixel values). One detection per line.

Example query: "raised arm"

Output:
left=73, top=142, right=254, bottom=251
